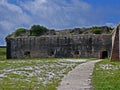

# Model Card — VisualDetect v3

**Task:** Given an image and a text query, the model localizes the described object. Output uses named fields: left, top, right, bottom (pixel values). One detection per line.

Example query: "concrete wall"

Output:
left=111, top=24, right=120, bottom=61
left=6, top=34, right=112, bottom=59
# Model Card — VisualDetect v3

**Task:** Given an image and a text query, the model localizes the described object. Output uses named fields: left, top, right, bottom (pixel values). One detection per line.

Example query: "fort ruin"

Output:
left=6, top=24, right=120, bottom=61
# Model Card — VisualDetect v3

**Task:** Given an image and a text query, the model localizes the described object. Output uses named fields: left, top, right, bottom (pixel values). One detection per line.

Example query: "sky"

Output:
left=0, top=0, right=120, bottom=46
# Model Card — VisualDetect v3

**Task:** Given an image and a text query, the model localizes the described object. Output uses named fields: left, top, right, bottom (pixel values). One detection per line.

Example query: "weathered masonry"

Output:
left=6, top=34, right=112, bottom=59
left=111, top=24, right=120, bottom=61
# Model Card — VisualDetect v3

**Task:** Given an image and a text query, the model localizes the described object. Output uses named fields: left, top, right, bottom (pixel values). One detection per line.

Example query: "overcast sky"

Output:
left=0, top=0, right=120, bottom=45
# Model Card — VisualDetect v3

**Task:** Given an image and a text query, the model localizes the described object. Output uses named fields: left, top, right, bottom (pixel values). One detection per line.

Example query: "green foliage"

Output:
left=6, top=34, right=12, bottom=39
left=92, top=58, right=120, bottom=90
left=30, top=25, right=48, bottom=36
left=92, top=26, right=102, bottom=34
left=14, top=28, right=26, bottom=37
left=5, top=34, right=13, bottom=40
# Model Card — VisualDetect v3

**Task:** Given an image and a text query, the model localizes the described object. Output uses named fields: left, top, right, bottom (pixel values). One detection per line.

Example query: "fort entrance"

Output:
left=100, top=51, right=108, bottom=59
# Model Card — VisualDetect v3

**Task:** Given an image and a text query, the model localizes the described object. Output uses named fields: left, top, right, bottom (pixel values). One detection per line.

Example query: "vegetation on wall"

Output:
left=6, top=34, right=13, bottom=39
left=30, top=25, right=48, bottom=36
left=6, top=25, right=113, bottom=38
left=14, top=28, right=27, bottom=37
left=92, top=26, right=102, bottom=34
left=6, top=25, right=49, bottom=38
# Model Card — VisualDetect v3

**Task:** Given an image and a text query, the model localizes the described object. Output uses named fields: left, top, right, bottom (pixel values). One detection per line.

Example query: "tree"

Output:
left=30, top=25, right=48, bottom=36
left=14, top=28, right=26, bottom=36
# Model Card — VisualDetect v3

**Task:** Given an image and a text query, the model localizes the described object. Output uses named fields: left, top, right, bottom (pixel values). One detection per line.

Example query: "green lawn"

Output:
left=92, top=58, right=120, bottom=90
left=0, top=48, right=6, bottom=60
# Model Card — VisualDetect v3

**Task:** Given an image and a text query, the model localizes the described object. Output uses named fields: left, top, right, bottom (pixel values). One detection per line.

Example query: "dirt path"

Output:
left=57, top=60, right=101, bottom=90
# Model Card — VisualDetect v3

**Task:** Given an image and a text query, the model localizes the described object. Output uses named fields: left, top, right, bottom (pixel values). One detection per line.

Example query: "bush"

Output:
left=6, top=34, right=12, bottom=39
left=30, top=25, right=48, bottom=36
left=92, top=26, right=102, bottom=34
left=14, top=28, right=26, bottom=36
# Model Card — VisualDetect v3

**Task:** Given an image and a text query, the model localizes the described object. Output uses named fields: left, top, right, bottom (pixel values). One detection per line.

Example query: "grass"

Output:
left=1, top=47, right=120, bottom=90
left=0, top=48, right=86, bottom=90
left=0, top=48, right=6, bottom=60
left=0, top=59, right=84, bottom=90
left=92, top=58, right=120, bottom=90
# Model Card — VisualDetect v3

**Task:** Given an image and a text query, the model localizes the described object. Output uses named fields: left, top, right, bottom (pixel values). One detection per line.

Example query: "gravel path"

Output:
left=57, top=60, right=101, bottom=90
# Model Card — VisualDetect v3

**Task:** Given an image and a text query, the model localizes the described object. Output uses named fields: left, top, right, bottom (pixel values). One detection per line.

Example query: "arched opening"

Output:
left=48, top=50, right=54, bottom=56
left=74, top=51, right=79, bottom=55
left=24, top=51, right=31, bottom=58
left=100, top=51, right=108, bottom=59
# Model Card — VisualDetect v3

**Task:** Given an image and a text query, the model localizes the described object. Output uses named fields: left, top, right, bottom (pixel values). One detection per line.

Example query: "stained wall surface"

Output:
left=111, top=24, right=120, bottom=61
left=6, top=34, right=112, bottom=59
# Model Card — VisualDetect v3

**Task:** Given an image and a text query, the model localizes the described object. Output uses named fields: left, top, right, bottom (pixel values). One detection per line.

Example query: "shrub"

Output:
left=6, top=34, right=12, bottom=39
left=92, top=26, right=102, bottom=34
left=30, top=25, right=48, bottom=36
left=14, top=28, right=26, bottom=36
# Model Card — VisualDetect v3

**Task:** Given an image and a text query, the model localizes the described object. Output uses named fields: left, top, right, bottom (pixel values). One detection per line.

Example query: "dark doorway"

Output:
left=74, top=51, right=79, bottom=55
left=49, top=51, right=54, bottom=56
left=48, top=50, right=54, bottom=56
left=100, top=51, right=108, bottom=59
left=24, top=51, right=31, bottom=58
